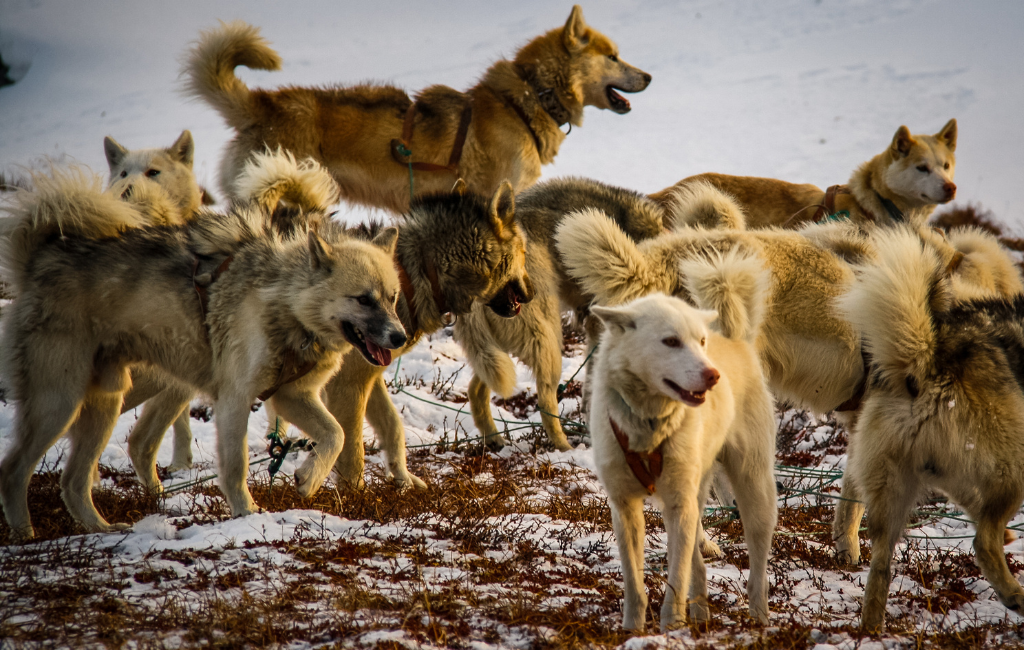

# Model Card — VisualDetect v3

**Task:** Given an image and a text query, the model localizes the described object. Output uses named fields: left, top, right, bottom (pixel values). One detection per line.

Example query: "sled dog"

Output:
left=839, top=227, right=1024, bottom=632
left=184, top=7, right=651, bottom=213
left=590, top=275, right=776, bottom=631
left=270, top=179, right=535, bottom=490
left=453, top=177, right=665, bottom=451
left=104, top=130, right=203, bottom=222
left=0, top=163, right=405, bottom=539
left=652, top=120, right=958, bottom=230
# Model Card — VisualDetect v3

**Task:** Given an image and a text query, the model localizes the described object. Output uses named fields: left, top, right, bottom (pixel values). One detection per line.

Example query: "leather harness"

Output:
left=395, top=254, right=448, bottom=336
left=390, top=101, right=473, bottom=173
left=609, top=416, right=664, bottom=495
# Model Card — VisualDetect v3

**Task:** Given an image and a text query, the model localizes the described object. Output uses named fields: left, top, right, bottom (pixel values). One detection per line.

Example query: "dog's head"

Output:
left=407, top=180, right=533, bottom=319
left=301, top=226, right=407, bottom=366
left=593, top=294, right=720, bottom=407
left=883, top=119, right=958, bottom=207
left=104, top=130, right=203, bottom=219
left=516, top=6, right=651, bottom=123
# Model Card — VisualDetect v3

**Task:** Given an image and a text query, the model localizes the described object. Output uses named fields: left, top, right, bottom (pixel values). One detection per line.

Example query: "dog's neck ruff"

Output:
left=609, top=416, right=664, bottom=495
left=395, top=249, right=450, bottom=335
left=514, top=63, right=572, bottom=128
left=257, top=333, right=322, bottom=402
left=874, top=191, right=906, bottom=223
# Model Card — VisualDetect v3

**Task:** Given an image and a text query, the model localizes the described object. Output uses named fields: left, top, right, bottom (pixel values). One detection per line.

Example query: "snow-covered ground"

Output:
left=3, top=1, right=1024, bottom=647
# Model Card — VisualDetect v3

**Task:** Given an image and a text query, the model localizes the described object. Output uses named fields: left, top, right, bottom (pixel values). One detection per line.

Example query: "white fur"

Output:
left=233, top=149, right=340, bottom=212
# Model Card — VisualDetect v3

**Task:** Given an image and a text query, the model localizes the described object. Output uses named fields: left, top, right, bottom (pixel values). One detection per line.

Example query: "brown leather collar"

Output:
left=514, top=64, right=572, bottom=128
left=390, top=100, right=473, bottom=173
left=396, top=257, right=420, bottom=334
left=424, top=258, right=448, bottom=317
left=609, top=416, right=664, bottom=494
left=501, top=93, right=544, bottom=155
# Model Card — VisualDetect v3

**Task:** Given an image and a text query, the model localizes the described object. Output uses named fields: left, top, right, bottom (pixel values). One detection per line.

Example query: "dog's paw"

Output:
left=689, top=596, right=710, bottom=623
left=549, top=434, right=572, bottom=452
left=835, top=544, right=861, bottom=568
left=166, top=460, right=193, bottom=473
left=393, top=471, right=427, bottom=490
left=294, top=459, right=329, bottom=498
left=485, top=434, right=508, bottom=452
left=700, top=535, right=723, bottom=559
left=1000, top=590, right=1024, bottom=612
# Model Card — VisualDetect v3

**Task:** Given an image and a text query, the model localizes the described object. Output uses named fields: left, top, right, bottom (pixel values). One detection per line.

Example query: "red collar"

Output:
left=609, top=416, right=664, bottom=495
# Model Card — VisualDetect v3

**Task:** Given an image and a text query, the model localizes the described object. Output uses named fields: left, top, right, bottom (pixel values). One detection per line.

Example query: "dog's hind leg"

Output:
left=526, top=302, right=571, bottom=451
left=0, top=341, right=92, bottom=540
left=366, top=375, right=426, bottom=489
left=63, top=385, right=131, bottom=533
left=127, top=386, right=193, bottom=490
left=971, top=494, right=1024, bottom=612
left=832, top=471, right=866, bottom=566
left=609, top=496, right=648, bottom=632
left=271, top=383, right=345, bottom=498
left=168, top=413, right=194, bottom=472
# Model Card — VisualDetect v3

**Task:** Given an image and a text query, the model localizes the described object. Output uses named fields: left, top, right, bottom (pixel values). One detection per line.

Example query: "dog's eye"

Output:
left=608, top=54, right=619, bottom=62
left=944, top=162, right=950, bottom=170
left=119, top=171, right=127, bottom=178
left=916, top=165, right=929, bottom=173
left=356, top=295, right=373, bottom=307
left=145, top=169, right=160, bottom=178
left=662, top=336, right=681, bottom=348
left=701, top=337, right=706, bottom=347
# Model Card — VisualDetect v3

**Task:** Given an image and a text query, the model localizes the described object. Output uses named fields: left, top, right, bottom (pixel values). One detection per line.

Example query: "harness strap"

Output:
left=875, top=191, right=906, bottom=223
left=396, top=257, right=420, bottom=335
left=257, top=343, right=320, bottom=402
left=503, top=96, right=544, bottom=154
left=390, top=101, right=473, bottom=173
left=811, top=184, right=852, bottom=223
left=609, top=417, right=664, bottom=495
left=192, top=254, right=234, bottom=318
left=424, top=258, right=448, bottom=316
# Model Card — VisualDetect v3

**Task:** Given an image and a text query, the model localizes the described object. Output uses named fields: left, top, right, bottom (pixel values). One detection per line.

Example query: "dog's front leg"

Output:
left=366, top=375, right=426, bottom=489
left=270, top=383, right=344, bottom=498
left=610, top=496, right=648, bottom=631
left=214, top=393, right=259, bottom=517
left=660, top=490, right=701, bottom=632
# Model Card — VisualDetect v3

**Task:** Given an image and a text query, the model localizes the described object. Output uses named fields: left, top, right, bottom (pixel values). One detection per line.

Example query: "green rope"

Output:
left=395, top=143, right=415, bottom=204
left=558, top=346, right=596, bottom=395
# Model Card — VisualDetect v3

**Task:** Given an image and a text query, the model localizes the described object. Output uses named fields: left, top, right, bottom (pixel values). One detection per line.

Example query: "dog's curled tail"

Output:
left=234, top=149, right=340, bottom=213
left=944, top=226, right=1024, bottom=299
left=0, top=166, right=148, bottom=290
left=838, top=227, right=948, bottom=388
left=680, top=248, right=769, bottom=341
left=665, top=181, right=746, bottom=231
left=183, top=20, right=282, bottom=129
left=556, top=207, right=667, bottom=306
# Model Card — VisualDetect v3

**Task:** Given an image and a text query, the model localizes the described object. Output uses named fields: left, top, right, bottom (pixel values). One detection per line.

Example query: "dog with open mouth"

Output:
left=267, top=179, right=535, bottom=492
left=0, top=155, right=405, bottom=540
left=183, top=6, right=651, bottom=215
left=587, top=260, right=777, bottom=632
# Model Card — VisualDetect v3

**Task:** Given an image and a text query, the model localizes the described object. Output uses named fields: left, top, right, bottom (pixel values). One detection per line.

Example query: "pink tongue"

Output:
left=609, top=87, right=630, bottom=109
left=366, top=339, right=392, bottom=366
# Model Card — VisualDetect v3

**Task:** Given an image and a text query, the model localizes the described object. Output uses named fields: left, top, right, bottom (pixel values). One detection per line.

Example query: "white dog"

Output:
left=588, top=251, right=777, bottom=632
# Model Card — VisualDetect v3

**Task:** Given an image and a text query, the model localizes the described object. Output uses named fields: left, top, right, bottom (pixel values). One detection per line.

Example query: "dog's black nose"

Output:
left=389, top=331, right=408, bottom=349
left=642, top=72, right=652, bottom=85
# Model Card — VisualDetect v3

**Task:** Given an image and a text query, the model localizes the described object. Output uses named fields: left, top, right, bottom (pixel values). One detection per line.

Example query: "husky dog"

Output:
left=590, top=266, right=776, bottom=631
left=118, top=150, right=348, bottom=492
left=0, top=164, right=405, bottom=539
left=184, top=7, right=651, bottom=213
left=453, top=177, right=664, bottom=451
left=652, top=120, right=958, bottom=230
left=104, top=130, right=203, bottom=221
left=269, top=180, right=535, bottom=491
left=839, top=227, right=1024, bottom=632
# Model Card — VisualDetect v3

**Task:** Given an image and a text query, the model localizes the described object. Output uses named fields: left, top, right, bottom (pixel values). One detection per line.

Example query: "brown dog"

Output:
left=184, top=7, right=651, bottom=214
left=651, top=120, right=958, bottom=231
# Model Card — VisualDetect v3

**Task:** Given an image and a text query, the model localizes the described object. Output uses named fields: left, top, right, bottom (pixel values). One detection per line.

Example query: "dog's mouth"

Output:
left=664, top=379, right=707, bottom=406
left=606, top=86, right=632, bottom=113
left=487, top=281, right=530, bottom=318
left=342, top=321, right=392, bottom=366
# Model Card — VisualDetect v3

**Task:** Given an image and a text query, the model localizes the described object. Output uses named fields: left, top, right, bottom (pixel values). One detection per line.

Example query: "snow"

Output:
left=3, top=1, right=1024, bottom=647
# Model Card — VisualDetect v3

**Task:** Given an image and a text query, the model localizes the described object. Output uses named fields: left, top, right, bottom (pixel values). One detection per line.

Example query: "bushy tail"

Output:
left=680, top=249, right=769, bottom=341
left=233, top=149, right=339, bottom=212
left=0, top=166, right=148, bottom=292
left=182, top=20, right=282, bottom=129
left=945, top=226, right=1024, bottom=299
left=555, top=207, right=669, bottom=305
left=838, top=227, right=947, bottom=388
left=665, top=181, right=746, bottom=231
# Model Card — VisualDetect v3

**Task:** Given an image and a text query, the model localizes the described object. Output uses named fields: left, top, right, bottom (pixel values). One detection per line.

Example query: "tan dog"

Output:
left=651, top=120, right=959, bottom=230
left=183, top=8, right=651, bottom=213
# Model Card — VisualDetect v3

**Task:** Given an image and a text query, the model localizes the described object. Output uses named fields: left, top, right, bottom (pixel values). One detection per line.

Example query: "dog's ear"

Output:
left=371, top=226, right=399, bottom=257
left=563, top=5, right=590, bottom=52
left=169, top=130, right=195, bottom=168
left=452, top=178, right=467, bottom=196
left=936, top=118, right=957, bottom=152
left=696, top=309, right=718, bottom=326
left=104, top=136, right=128, bottom=171
left=307, top=230, right=334, bottom=271
left=488, top=180, right=516, bottom=240
left=592, top=304, right=636, bottom=333
left=890, top=125, right=914, bottom=158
